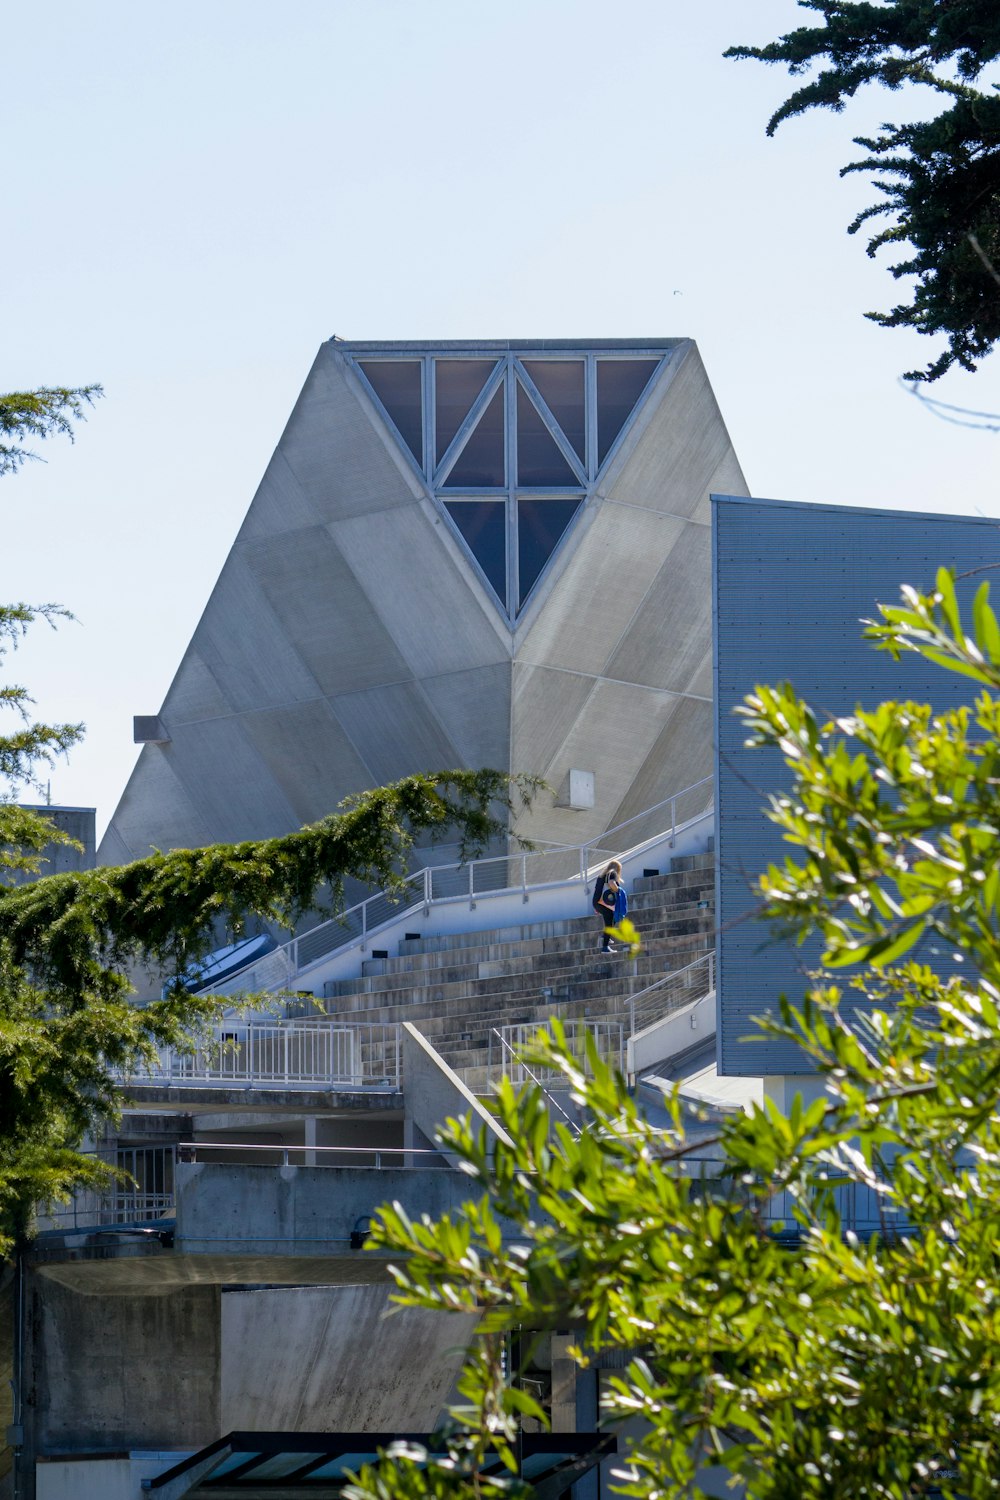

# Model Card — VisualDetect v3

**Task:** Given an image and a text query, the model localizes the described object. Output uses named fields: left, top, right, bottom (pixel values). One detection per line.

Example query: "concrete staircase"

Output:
left=286, top=854, right=715, bottom=1073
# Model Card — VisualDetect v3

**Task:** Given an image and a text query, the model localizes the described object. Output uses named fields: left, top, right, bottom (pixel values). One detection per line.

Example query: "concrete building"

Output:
left=10, top=806, right=96, bottom=884
left=10, top=390, right=987, bottom=1494
left=100, top=338, right=745, bottom=865
left=3, top=337, right=746, bottom=1500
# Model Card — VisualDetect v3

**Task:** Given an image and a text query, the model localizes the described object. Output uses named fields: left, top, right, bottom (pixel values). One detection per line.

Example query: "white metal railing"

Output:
left=128, top=1020, right=402, bottom=1090
left=627, top=951, right=715, bottom=1036
left=492, top=1019, right=626, bottom=1085
left=206, top=778, right=714, bottom=999
left=483, top=952, right=715, bottom=1091
left=37, top=1145, right=176, bottom=1231
left=176, top=1141, right=459, bottom=1170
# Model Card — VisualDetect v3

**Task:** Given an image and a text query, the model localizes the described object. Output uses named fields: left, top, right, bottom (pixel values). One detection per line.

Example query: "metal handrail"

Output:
left=207, top=777, right=715, bottom=999
left=577, top=776, right=714, bottom=878
left=178, top=1141, right=458, bottom=1169
left=626, top=951, right=715, bottom=1036
left=127, top=1019, right=402, bottom=1091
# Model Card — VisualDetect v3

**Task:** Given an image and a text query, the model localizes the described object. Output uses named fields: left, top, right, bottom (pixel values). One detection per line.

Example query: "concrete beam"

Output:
left=401, top=1023, right=513, bottom=1158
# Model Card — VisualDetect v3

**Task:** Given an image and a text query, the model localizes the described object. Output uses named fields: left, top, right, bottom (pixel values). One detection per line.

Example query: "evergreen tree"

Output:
left=727, top=1, right=1000, bottom=381
left=0, top=389, right=532, bottom=1252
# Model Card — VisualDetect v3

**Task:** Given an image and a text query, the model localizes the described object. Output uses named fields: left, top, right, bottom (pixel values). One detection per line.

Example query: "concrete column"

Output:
left=550, top=1334, right=576, bottom=1433
left=303, top=1117, right=317, bottom=1168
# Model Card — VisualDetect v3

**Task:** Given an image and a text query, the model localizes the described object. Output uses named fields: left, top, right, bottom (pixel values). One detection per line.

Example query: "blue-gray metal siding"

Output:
left=713, top=494, right=1000, bottom=1076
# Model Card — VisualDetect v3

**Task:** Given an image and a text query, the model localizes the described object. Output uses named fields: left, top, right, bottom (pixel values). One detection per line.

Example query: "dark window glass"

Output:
left=358, top=360, right=423, bottom=468
left=435, top=360, right=497, bottom=462
left=596, top=359, right=659, bottom=466
left=445, top=385, right=506, bottom=487
left=517, top=497, right=582, bottom=608
left=445, top=501, right=507, bottom=604
left=522, top=360, right=585, bottom=463
left=516, top=383, right=578, bottom=486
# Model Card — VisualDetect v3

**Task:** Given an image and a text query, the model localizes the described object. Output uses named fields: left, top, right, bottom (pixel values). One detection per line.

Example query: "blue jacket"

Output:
left=613, top=884, right=628, bottom=923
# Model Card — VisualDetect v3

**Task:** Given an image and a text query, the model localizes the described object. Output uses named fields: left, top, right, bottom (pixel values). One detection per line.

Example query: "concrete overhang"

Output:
left=124, top=1085, right=403, bottom=1114
left=31, top=1248, right=397, bottom=1295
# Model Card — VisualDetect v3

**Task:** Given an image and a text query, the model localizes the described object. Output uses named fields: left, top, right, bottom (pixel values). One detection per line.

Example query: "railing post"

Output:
left=469, top=860, right=476, bottom=910
left=521, top=853, right=528, bottom=903
left=709, top=950, right=715, bottom=994
left=361, top=898, right=367, bottom=953
left=669, top=794, right=677, bottom=847
left=424, top=866, right=432, bottom=915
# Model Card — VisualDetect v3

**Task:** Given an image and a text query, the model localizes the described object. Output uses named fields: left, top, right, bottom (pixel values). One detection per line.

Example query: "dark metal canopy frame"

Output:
left=143, top=1429, right=617, bottom=1499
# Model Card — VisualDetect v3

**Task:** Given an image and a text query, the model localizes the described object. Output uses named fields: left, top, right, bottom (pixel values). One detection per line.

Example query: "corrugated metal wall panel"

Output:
left=713, top=494, right=999, bottom=1077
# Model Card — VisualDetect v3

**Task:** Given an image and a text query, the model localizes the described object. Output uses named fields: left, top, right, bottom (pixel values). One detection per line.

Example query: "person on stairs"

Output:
left=593, top=858, right=626, bottom=952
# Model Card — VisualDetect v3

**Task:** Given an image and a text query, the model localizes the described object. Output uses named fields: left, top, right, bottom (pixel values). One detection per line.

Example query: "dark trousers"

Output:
left=595, top=909, right=614, bottom=950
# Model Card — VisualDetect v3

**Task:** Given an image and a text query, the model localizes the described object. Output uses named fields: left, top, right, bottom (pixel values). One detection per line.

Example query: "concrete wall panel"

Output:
left=607, top=693, right=713, bottom=829
left=607, top=346, right=747, bottom=520
left=331, top=505, right=509, bottom=678
left=420, top=662, right=512, bottom=772
left=162, top=651, right=231, bottom=726
left=237, top=700, right=376, bottom=825
left=220, top=1285, right=477, bottom=1431
left=605, top=521, right=712, bottom=694
left=240, top=525, right=412, bottom=696
left=35, top=1278, right=220, bottom=1450
left=521, top=679, right=693, bottom=845
left=511, top=664, right=596, bottom=782
left=280, top=355, right=421, bottom=523
left=236, top=449, right=322, bottom=544
left=518, top=505, right=687, bottom=677
left=331, top=680, right=461, bottom=788
left=106, top=749, right=211, bottom=859
left=163, top=717, right=299, bottom=843
left=193, top=553, right=323, bottom=713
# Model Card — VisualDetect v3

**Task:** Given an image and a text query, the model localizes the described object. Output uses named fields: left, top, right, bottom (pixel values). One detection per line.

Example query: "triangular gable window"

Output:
left=351, top=348, right=668, bottom=621
left=435, top=360, right=497, bottom=464
left=357, top=360, right=423, bottom=468
left=516, top=383, right=579, bottom=487
left=522, top=360, right=585, bottom=465
left=444, top=385, right=506, bottom=487
left=596, top=359, right=659, bottom=466
left=444, top=500, right=507, bottom=604
left=517, top=497, right=583, bottom=608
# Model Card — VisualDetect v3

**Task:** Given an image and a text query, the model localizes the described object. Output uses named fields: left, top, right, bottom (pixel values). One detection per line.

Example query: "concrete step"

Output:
left=282, top=849, right=716, bottom=1074
left=319, top=948, right=712, bottom=1034
left=317, top=931, right=712, bottom=1008
left=350, top=920, right=712, bottom=991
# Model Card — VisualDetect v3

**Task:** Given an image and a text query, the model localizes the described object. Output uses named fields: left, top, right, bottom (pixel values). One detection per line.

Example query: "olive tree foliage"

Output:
left=0, top=385, right=537, bottom=1254
left=726, top=1, right=1000, bottom=382
left=351, top=570, right=1000, bottom=1500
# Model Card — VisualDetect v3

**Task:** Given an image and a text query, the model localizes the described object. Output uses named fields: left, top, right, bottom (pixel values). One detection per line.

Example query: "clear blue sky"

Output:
left=5, top=0, right=999, bottom=840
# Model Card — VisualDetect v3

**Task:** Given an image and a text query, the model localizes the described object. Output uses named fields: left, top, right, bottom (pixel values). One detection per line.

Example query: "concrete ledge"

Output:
left=125, top=1085, right=402, bottom=1113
